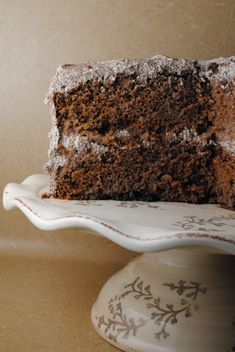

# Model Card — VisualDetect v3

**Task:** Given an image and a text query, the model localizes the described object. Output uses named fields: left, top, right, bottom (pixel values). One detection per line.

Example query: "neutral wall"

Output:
left=0, top=1, right=235, bottom=351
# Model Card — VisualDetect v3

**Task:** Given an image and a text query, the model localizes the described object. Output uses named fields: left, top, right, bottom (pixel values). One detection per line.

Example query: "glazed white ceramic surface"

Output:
left=92, top=249, right=235, bottom=352
left=3, top=174, right=235, bottom=254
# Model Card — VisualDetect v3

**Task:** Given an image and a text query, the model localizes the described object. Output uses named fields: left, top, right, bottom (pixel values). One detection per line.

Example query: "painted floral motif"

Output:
left=96, top=294, right=146, bottom=343
left=117, top=201, right=164, bottom=210
left=121, top=276, right=153, bottom=300
left=96, top=277, right=207, bottom=343
left=71, top=200, right=166, bottom=210
left=147, top=297, right=197, bottom=341
left=73, top=200, right=103, bottom=206
left=163, top=280, right=207, bottom=300
left=174, top=214, right=235, bottom=232
left=120, top=277, right=204, bottom=342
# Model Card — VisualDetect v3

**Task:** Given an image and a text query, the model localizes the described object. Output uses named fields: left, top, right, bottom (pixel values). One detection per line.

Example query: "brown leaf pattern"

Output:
left=96, top=277, right=207, bottom=343
left=117, top=201, right=165, bottom=210
left=96, top=295, right=146, bottom=343
left=73, top=200, right=103, bottom=206
left=163, top=280, right=207, bottom=300
left=174, top=214, right=235, bottom=232
left=121, top=276, right=153, bottom=300
left=147, top=298, right=197, bottom=341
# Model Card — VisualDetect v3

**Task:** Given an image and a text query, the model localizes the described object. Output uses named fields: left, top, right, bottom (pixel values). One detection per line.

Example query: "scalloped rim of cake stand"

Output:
left=3, top=174, right=235, bottom=254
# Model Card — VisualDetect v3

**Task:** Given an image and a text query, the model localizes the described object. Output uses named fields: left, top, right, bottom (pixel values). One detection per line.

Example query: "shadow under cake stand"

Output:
left=3, top=174, right=235, bottom=352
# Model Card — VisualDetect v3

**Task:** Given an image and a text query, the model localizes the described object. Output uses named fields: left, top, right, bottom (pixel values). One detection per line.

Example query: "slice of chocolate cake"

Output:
left=44, top=55, right=235, bottom=207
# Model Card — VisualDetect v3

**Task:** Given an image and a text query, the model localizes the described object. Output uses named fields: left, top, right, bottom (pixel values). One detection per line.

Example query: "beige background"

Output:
left=0, top=1, right=235, bottom=351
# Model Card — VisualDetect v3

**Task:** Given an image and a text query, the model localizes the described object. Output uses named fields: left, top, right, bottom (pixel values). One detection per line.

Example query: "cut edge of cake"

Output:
left=44, top=54, right=235, bottom=207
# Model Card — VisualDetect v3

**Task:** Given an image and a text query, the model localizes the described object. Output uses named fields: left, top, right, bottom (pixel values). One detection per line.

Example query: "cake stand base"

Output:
left=91, top=247, right=235, bottom=352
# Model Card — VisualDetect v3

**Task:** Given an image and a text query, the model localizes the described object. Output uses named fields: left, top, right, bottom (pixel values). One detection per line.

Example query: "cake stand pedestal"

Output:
left=3, top=175, right=235, bottom=352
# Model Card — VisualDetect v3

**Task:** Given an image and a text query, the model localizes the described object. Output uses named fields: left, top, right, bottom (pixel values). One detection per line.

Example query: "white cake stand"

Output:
left=3, top=174, right=235, bottom=352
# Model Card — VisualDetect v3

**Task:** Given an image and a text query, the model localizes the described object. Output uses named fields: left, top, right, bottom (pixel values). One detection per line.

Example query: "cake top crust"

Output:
left=45, top=55, right=235, bottom=105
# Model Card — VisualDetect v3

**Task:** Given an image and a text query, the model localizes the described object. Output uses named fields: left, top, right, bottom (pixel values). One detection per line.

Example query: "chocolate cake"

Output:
left=44, top=55, right=235, bottom=207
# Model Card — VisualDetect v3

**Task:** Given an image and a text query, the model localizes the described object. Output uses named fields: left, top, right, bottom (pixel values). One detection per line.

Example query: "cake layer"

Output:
left=45, top=55, right=235, bottom=207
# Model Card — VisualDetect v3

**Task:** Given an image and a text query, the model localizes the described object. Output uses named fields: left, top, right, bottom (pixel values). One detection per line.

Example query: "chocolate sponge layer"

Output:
left=45, top=55, right=235, bottom=207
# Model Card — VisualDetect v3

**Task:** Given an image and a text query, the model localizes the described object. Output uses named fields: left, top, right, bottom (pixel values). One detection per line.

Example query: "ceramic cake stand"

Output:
left=3, top=174, right=235, bottom=352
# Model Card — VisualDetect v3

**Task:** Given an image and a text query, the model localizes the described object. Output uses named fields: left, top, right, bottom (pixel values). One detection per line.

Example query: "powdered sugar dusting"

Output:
left=61, top=134, right=108, bottom=157
left=201, top=56, right=235, bottom=84
left=45, top=55, right=200, bottom=104
left=116, top=129, right=130, bottom=137
left=48, top=122, right=59, bottom=154
left=219, top=139, right=235, bottom=155
left=166, top=127, right=201, bottom=144
left=178, top=128, right=200, bottom=142
left=45, top=55, right=235, bottom=105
